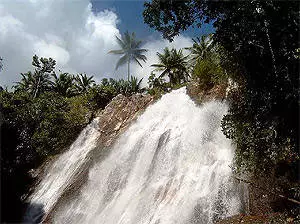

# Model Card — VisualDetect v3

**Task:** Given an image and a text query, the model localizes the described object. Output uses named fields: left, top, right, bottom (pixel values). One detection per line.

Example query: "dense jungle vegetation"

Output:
left=0, top=55, right=146, bottom=221
left=0, top=0, right=299, bottom=222
left=144, top=0, right=300, bottom=217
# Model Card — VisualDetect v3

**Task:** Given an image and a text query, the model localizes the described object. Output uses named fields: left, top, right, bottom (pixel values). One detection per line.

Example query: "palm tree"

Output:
left=74, top=73, right=95, bottom=93
left=109, top=31, right=148, bottom=81
left=185, top=34, right=215, bottom=66
left=186, top=34, right=228, bottom=87
left=129, top=76, right=143, bottom=93
left=14, top=71, right=53, bottom=98
left=151, top=47, right=189, bottom=85
left=14, top=55, right=55, bottom=98
left=51, top=73, right=75, bottom=97
left=14, top=72, right=34, bottom=92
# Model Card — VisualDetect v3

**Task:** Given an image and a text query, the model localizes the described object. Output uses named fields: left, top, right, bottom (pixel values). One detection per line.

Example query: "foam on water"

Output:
left=25, top=118, right=100, bottom=221
left=26, top=87, right=243, bottom=224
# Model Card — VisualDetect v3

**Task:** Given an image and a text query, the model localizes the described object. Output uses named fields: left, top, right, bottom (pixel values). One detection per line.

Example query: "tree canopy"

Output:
left=151, top=47, right=189, bottom=85
left=185, top=34, right=215, bottom=66
left=144, top=0, right=300, bottom=174
left=109, top=31, right=148, bottom=80
left=14, top=55, right=55, bottom=98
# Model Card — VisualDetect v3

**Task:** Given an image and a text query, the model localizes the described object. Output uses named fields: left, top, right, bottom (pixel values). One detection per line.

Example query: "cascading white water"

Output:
left=24, top=118, right=101, bottom=223
left=26, top=87, right=243, bottom=224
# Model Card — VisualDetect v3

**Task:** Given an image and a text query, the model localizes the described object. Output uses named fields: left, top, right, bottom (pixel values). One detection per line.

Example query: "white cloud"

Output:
left=0, top=0, right=192, bottom=87
left=0, top=0, right=121, bottom=86
left=34, top=40, right=70, bottom=65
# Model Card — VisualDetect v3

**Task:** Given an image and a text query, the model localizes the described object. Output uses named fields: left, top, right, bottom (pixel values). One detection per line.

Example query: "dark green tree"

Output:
left=144, top=1, right=299, bottom=175
left=51, top=73, right=75, bottom=97
left=1, top=89, right=93, bottom=222
left=185, top=34, right=215, bottom=66
left=104, top=76, right=143, bottom=96
left=14, top=55, right=55, bottom=98
left=151, top=47, right=189, bottom=85
left=186, top=34, right=228, bottom=88
left=74, top=73, right=95, bottom=94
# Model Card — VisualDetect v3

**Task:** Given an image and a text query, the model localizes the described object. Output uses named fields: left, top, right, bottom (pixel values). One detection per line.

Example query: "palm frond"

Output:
left=115, top=36, right=125, bottom=49
left=135, top=54, right=147, bottom=63
left=116, top=55, right=129, bottom=70
left=108, top=49, right=125, bottom=54
left=151, top=64, right=166, bottom=68
left=133, top=48, right=148, bottom=53
left=133, top=57, right=143, bottom=68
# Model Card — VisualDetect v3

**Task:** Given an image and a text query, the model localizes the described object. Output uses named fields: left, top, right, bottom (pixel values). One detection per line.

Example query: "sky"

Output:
left=91, top=0, right=214, bottom=40
left=0, top=0, right=214, bottom=87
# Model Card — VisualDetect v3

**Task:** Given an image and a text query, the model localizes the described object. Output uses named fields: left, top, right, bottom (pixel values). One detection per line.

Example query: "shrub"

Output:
left=192, top=57, right=228, bottom=90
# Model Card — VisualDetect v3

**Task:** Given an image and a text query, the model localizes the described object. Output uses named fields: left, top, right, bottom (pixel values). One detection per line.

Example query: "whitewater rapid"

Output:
left=24, top=118, right=101, bottom=223
left=26, top=88, right=244, bottom=224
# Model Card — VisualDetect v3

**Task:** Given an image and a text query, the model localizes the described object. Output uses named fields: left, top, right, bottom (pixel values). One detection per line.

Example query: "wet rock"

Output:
left=186, top=81, right=227, bottom=105
left=96, top=93, right=154, bottom=147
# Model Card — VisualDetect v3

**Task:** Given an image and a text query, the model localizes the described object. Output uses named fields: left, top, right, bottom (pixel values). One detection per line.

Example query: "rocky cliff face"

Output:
left=186, top=81, right=227, bottom=104
left=96, top=93, right=154, bottom=147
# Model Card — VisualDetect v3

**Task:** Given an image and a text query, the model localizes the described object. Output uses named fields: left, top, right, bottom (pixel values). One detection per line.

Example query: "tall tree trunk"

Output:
left=264, top=19, right=278, bottom=77
left=33, top=74, right=41, bottom=99
left=255, top=2, right=277, bottom=77
left=127, top=58, right=130, bottom=81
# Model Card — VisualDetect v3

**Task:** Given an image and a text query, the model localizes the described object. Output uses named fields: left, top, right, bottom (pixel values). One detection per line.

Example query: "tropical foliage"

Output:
left=109, top=31, right=148, bottom=80
left=74, top=73, right=95, bottom=94
left=13, top=56, right=96, bottom=98
left=14, top=55, right=55, bottom=98
left=87, top=76, right=144, bottom=110
left=1, top=89, right=93, bottom=221
left=105, top=76, right=144, bottom=96
left=185, top=34, right=215, bottom=66
left=187, top=36, right=228, bottom=89
left=151, top=47, right=189, bottom=86
left=144, top=0, right=300, bottom=214
left=51, top=73, right=75, bottom=97
left=147, top=72, right=171, bottom=96
left=1, top=54, right=144, bottom=222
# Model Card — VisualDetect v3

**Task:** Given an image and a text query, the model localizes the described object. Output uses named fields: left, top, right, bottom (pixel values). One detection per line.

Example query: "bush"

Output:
left=221, top=87, right=299, bottom=175
left=0, top=90, right=92, bottom=222
left=31, top=92, right=92, bottom=157
left=192, top=58, right=228, bottom=89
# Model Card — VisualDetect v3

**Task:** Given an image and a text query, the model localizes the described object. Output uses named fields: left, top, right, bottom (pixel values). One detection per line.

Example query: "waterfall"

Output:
left=24, top=118, right=101, bottom=223
left=25, top=87, right=244, bottom=224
